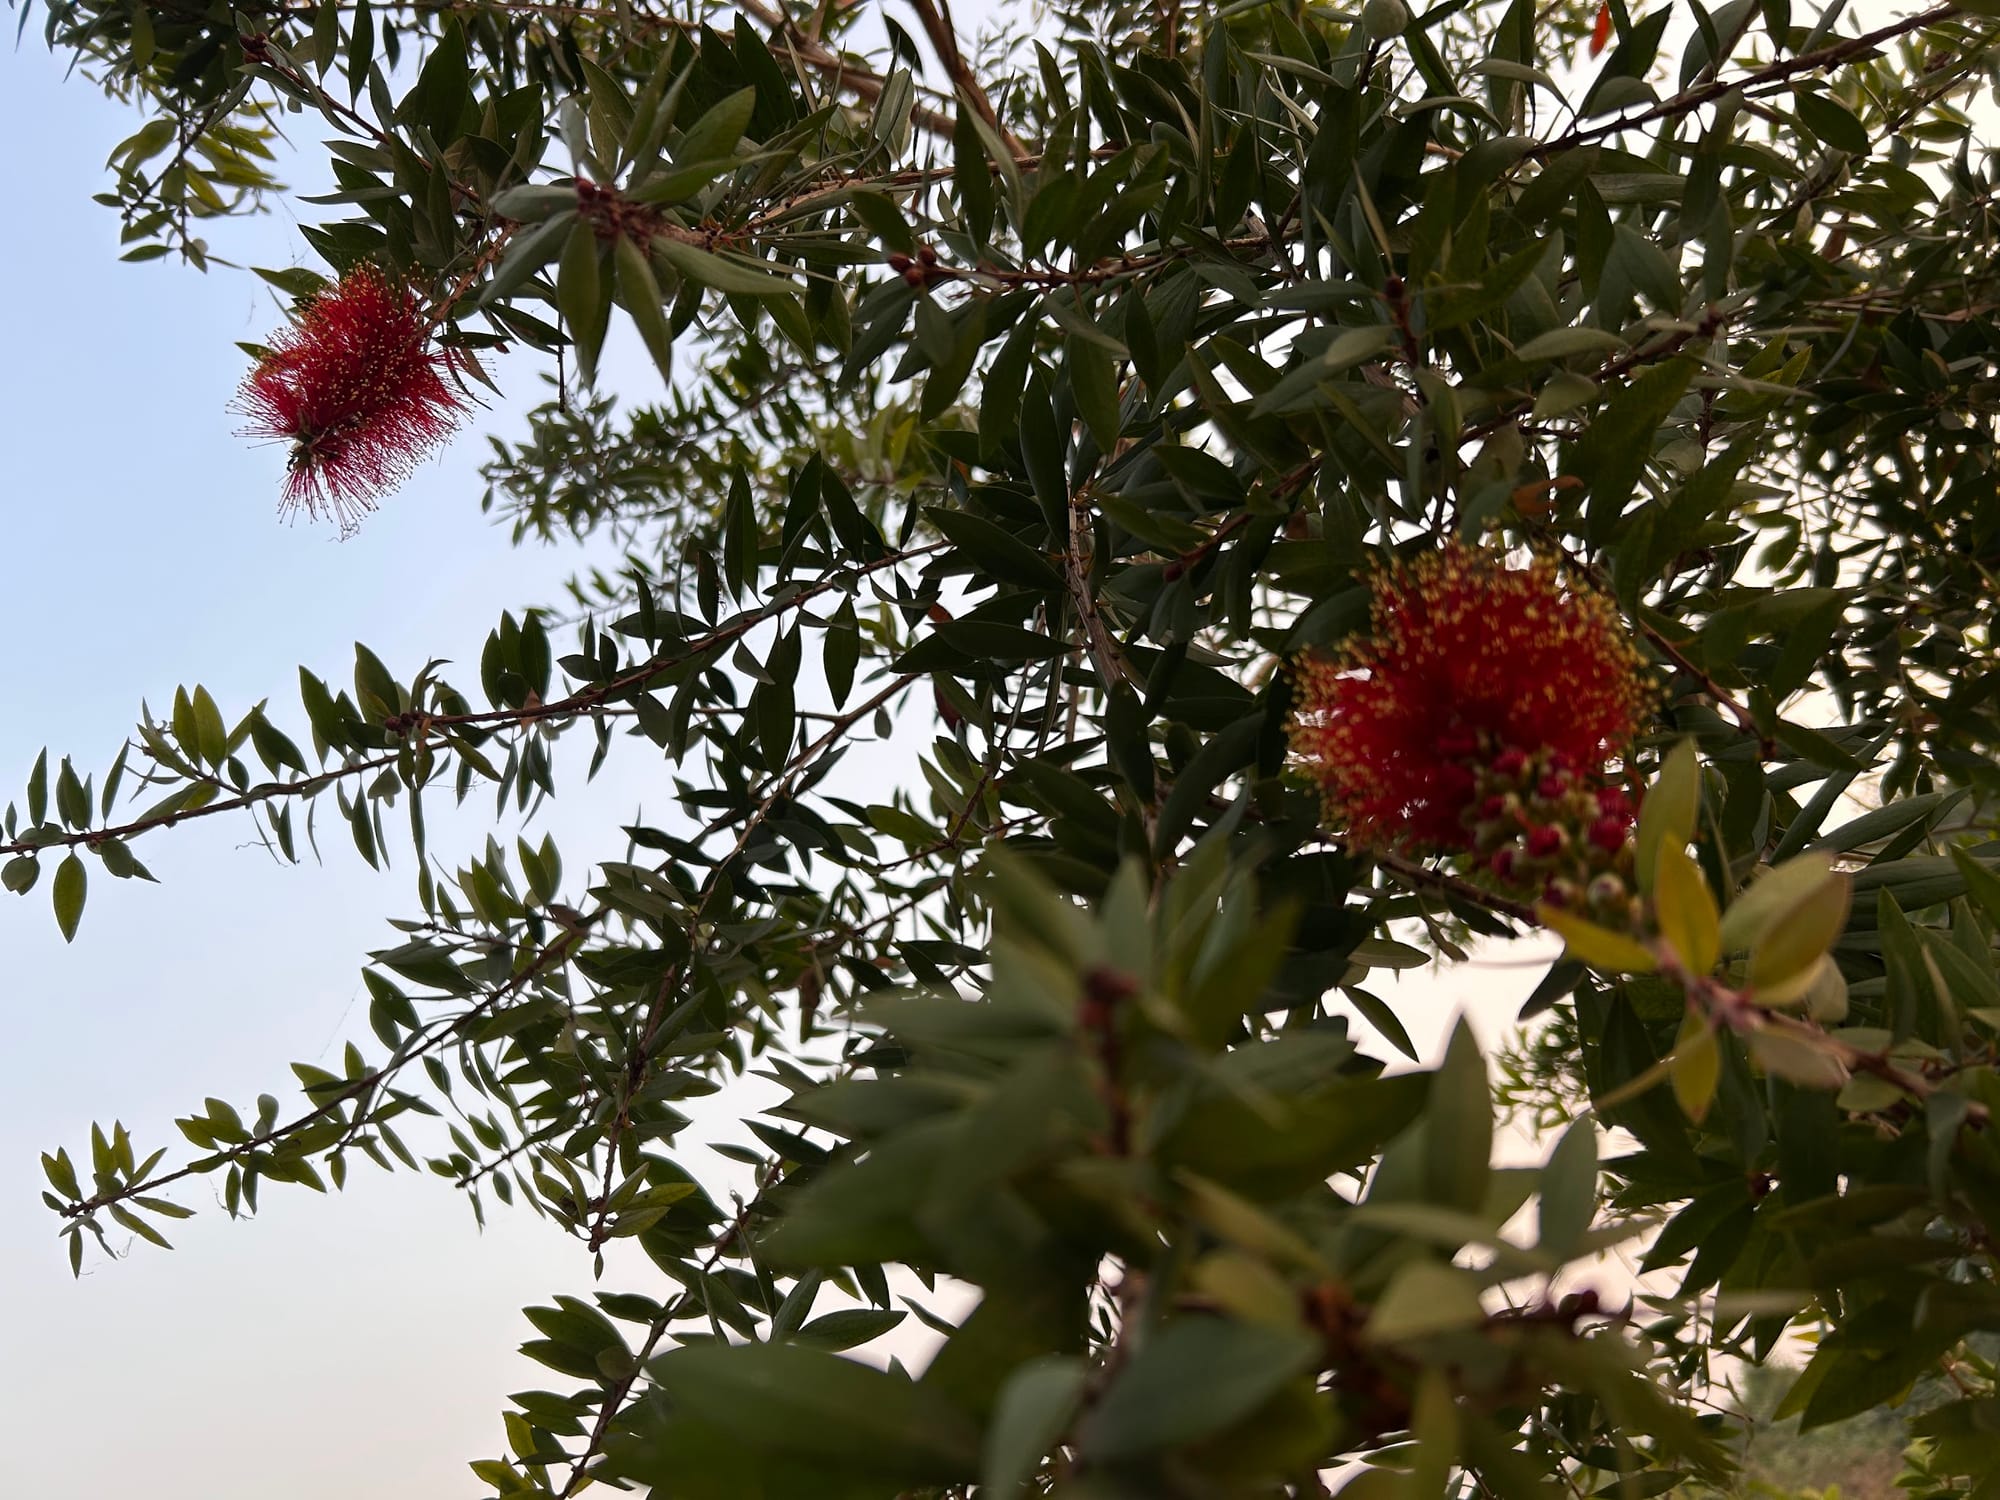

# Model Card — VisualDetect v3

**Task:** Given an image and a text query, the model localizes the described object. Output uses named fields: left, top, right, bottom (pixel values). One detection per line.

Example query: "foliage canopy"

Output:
left=12, top=0, right=2000, bottom=1492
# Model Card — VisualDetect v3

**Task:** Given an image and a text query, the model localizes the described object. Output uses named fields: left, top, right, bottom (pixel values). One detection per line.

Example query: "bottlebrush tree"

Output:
left=9, top=0, right=2000, bottom=1493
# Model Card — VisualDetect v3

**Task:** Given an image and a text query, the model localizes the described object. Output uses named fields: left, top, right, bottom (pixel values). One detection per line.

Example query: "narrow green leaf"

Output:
left=53, top=852, right=85, bottom=942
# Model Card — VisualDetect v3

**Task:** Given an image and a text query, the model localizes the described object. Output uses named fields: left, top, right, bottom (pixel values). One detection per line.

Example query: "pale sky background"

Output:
left=0, top=12, right=1697, bottom=1497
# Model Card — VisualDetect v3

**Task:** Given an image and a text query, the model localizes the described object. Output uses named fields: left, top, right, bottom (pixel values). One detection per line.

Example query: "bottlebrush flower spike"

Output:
left=1288, top=544, right=1650, bottom=850
left=235, top=265, right=467, bottom=535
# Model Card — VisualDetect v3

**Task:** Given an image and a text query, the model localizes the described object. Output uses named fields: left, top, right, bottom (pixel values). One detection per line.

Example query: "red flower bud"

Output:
left=1589, top=815, right=1630, bottom=853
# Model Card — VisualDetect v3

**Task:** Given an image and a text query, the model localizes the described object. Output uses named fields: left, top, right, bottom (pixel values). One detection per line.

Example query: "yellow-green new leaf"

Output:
left=1749, top=872, right=1853, bottom=997
left=1669, top=1006, right=1720, bottom=1122
left=1540, top=904, right=1658, bottom=975
left=1635, top=739, right=1701, bottom=897
left=1804, top=958, right=1850, bottom=1023
left=1719, top=852, right=1837, bottom=955
left=1654, top=841, right=1720, bottom=976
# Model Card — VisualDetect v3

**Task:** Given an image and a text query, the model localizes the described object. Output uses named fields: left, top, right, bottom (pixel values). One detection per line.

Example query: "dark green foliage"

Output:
left=12, top=0, right=2000, bottom=1493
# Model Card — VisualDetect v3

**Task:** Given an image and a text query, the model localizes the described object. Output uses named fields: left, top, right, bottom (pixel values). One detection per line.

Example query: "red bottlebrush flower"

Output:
left=1287, top=544, right=1650, bottom=849
left=234, top=265, right=466, bottom=535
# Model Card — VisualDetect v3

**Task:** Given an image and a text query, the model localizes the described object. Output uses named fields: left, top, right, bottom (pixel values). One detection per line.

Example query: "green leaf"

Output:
left=824, top=598, right=860, bottom=710
left=1425, top=1019, right=1492, bottom=1213
left=649, top=1342, right=979, bottom=1482
left=1367, top=1261, right=1486, bottom=1342
left=1812, top=791, right=1962, bottom=855
left=1176, top=1172, right=1327, bottom=1273
left=191, top=685, right=227, bottom=766
left=53, top=852, right=85, bottom=942
left=923, top=509, right=1063, bottom=590
left=1573, top=357, right=1695, bottom=541
left=557, top=217, right=609, bottom=385
left=55, top=757, right=89, bottom=829
left=793, top=1308, right=906, bottom=1350
left=981, top=1356, right=1087, bottom=1493
left=1515, top=326, right=1629, bottom=362
left=1158, top=1068, right=1429, bottom=1200
left=1078, top=1318, right=1317, bottom=1460
left=1539, top=1120, right=1598, bottom=1255
left=614, top=233, right=676, bottom=384
left=1425, top=235, right=1549, bottom=333
left=352, top=643, right=400, bottom=722
left=27, top=748, right=48, bottom=826
left=1950, top=845, right=2000, bottom=929
left=673, top=85, right=757, bottom=169
left=490, top=183, right=580, bottom=222
left=1794, top=90, right=1869, bottom=154
left=650, top=236, right=795, bottom=298
left=1065, top=331, right=1121, bottom=453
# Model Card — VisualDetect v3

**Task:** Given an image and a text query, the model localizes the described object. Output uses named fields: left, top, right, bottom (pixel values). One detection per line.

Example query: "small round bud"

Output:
left=1588, top=814, right=1630, bottom=853
left=1526, top=824, right=1565, bottom=858
left=1361, top=0, right=1409, bottom=37
left=1587, top=872, right=1627, bottom=911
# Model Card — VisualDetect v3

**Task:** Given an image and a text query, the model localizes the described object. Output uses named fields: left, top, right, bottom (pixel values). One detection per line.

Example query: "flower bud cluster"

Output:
left=1460, top=743, right=1641, bottom=930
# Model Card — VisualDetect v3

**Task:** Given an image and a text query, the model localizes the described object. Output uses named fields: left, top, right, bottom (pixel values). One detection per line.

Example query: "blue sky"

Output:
left=0, top=39, right=684, bottom=1498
